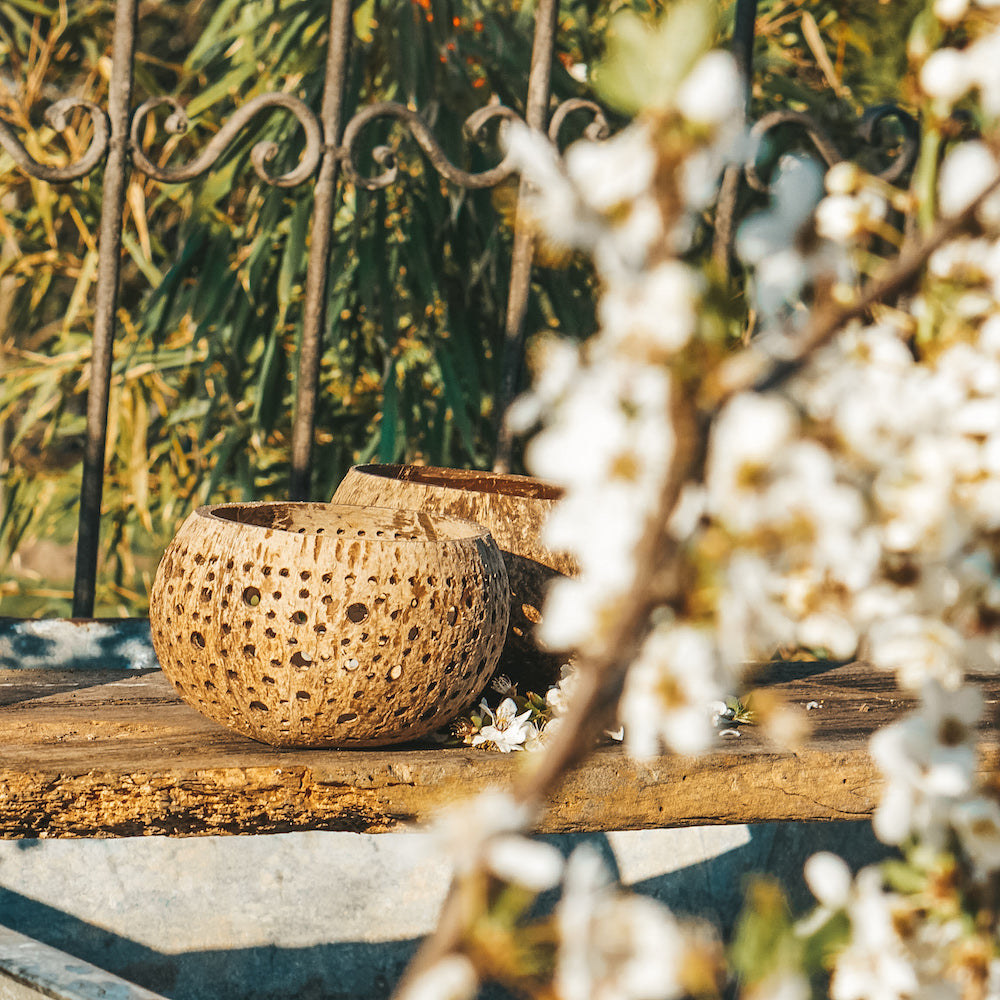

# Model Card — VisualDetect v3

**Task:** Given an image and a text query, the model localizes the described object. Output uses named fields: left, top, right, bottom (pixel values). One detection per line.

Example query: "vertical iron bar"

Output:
left=732, top=0, right=759, bottom=90
left=289, top=0, right=354, bottom=501
left=0, top=192, right=16, bottom=538
left=493, top=0, right=560, bottom=473
left=71, top=0, right=138, bottom=618
left=712, top=0, right=758, bottom=271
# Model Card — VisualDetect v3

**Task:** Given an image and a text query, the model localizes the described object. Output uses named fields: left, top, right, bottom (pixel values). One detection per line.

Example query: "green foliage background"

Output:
left=0, top=0, right=917, bottom=616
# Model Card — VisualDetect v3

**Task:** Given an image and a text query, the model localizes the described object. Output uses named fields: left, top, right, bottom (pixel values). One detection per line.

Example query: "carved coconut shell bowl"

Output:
left=332, top=464, right=576, bottom=692
left=149, top=502, right=509, bottom=747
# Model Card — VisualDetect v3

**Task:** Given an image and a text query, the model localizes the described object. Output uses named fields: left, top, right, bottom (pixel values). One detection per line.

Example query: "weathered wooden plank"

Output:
left=0, top=662, right=996, bottom=838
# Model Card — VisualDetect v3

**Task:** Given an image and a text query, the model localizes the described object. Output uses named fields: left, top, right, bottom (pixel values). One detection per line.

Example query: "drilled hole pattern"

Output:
left=149, top=501, right=510, bottom=748
left=332, top=464, right=578, bottom=694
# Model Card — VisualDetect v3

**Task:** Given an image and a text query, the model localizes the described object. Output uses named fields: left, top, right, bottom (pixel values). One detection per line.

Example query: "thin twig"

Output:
left=752, top=166, right=1000, bottom=394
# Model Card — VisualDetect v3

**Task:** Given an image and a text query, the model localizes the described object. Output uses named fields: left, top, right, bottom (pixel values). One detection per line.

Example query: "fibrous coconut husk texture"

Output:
left=150, top=502, right=509, bottom=747
left=333, top=464, right=575, bottom=692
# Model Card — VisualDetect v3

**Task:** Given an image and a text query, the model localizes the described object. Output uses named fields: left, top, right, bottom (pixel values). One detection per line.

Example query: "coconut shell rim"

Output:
left=190, top=500, right=495, bottom=545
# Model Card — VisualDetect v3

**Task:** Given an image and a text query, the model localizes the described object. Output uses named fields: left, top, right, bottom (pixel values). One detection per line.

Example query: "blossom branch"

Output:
left=399, top=24, right=1000, bottom=997
left=749, top=162, right=1000, bottom=396
left=394, top=384, right=702, bottom=997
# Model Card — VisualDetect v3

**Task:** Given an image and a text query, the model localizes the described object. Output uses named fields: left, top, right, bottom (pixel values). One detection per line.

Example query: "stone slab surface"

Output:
left=0, top=824, right=891, bottom=1000
left=0, top=924, right=168, bottom=1000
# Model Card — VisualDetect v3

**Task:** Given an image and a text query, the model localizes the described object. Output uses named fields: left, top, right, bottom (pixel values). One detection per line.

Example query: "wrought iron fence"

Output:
left=0, top=0, right=918, bottom=621
left=1, top=0, right=609, bottom=617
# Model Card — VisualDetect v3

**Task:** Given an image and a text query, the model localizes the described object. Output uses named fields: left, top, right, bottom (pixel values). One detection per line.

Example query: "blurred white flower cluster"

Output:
left=503, top=46, right=744, bottom=756
left=405, top=817, right=721, bottom=1000
left=407, top=2, right=1000, bottom=998
left=800, top=847, right=1000, bottom=1000
left=712, top=312, right=1000, bottom=689
left=506, top=14, right=1000, bottom=761
left=919, top=10, right=1000, bottom=115
left=870, top=683, right=991, bottom=855
left=507, top=58, right=1000, bottom=769
left=555, top=846, right=717, bottom=1000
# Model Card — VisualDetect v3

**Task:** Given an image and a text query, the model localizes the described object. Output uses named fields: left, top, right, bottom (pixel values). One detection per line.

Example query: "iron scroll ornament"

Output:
left=339, top=97, right=611, bottom=192
left=547, top=98, right=611, bottom=145
left=0, top=99, right=109, bottom=182
left=129, top=93, right=324, bottom=187
left=744, top=104, right=921, bottom=193
left=0, top=90, right=612, bottom=194
left=339, top=101, right=524, bottom=191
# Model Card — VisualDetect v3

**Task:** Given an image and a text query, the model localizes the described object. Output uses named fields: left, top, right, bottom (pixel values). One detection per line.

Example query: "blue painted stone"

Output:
left=0, top=618, right=157, bottom=671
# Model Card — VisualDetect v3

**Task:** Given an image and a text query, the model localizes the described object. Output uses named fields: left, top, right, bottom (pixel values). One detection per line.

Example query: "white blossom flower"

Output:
left=705, top=388, right=878, bottom=666
left=933, top=0, right=969, bottom=23
left=920, top=47, right=971, bottom=105
left=536, top=575, right=611, bottom=652
left=966, top=25, right=1000, bottom=116
left=484, top=834, right=565, bottom=891
left=556, top=846, right=689, bottom=1000
left=869, top=684, right=982, bottom=846
left=826, top=161, right=864, bottom=195
left=802, top=857, right=921, bottom=1000
left=546, top=662, right=581, bottom=717
left=796, top=611, right=859, bottom=661
left=523, top=728, right=548, bottom=752
left=795, top=323, right=916, bottom=461
left=715, top=551, right=797, bottom=665
left=428, top=790, right=535, bottom=875
left=395, top=954, right=478, bottom=1000
left=504, top=338, right=581, bottom=434
left=866, top=616, right=966, bottom=691
left=526, top=353, right=676, bottom=654
left=564, top=122, right=658, bottom=216
left=705, top=392, right=796, bottom=526
left=828, top=867, right=919, bottom=1000
left=503, top=126, right=597, bottom=250
left=597, top=262, right=701, bottom=356
left=676, top=50, right=743, bottom=127
left=873, top=439, right=965, bottom=558
left=804, top=851, right=853, bottom=909
left=507, top=120, right=666, bottom=281
left=815, top=190, right=888, bottom=243
left=471, top=697, right=535, bottom=752
left=938, top=141, right=1000, bottom=225
left=620, top=624, right=730, bottom=757
left=798, top=851, right=853, bottom=936
left=950, top=796, right=1000, bottom=879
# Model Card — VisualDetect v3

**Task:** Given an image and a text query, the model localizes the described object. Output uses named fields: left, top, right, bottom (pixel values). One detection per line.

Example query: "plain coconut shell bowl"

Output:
left=332, top=464, right=576, bottom=691
left=149, top=502, right=509, bottom=748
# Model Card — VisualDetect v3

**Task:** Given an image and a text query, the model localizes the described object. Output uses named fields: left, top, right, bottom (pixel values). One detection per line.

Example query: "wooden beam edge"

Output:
left=5, top=739, right=995, bottom=838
